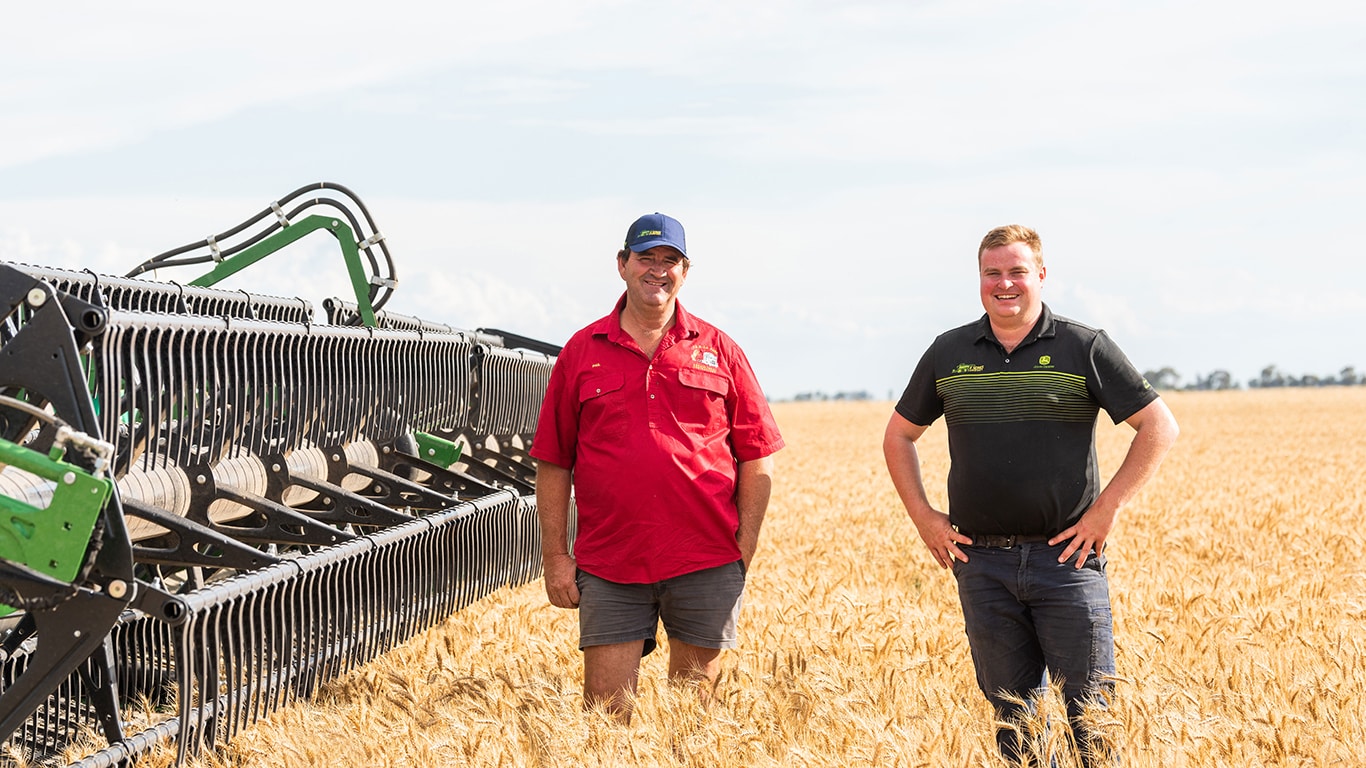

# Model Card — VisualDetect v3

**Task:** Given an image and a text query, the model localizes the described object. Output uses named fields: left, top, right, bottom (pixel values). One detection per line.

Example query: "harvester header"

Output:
left=0, top=184, right=559, bottom=766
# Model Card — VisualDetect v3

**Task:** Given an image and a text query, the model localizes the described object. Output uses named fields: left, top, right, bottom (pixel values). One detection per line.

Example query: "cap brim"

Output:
left=628, top=239, right=687, bottom=258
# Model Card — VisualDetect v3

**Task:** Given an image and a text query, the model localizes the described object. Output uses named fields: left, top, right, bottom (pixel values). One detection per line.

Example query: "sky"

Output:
left=2, top=1, right=1361, bottom=400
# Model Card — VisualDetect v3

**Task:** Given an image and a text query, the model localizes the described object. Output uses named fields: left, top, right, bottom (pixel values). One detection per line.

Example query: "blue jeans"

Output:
left=952, top=541, right=1116, bottom=766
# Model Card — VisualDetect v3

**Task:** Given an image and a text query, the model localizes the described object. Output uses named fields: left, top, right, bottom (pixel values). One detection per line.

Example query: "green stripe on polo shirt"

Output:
left=935, top=370, right=1096, bottom=425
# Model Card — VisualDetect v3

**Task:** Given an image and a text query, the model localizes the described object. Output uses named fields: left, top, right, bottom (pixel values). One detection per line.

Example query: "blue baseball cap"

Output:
left=624, top=213, right=687, bottom=258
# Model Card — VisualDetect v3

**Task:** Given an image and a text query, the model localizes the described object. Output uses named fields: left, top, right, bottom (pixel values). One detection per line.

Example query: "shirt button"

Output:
left=650, top=394, right=656, bottom=399
left=595, top=388, right=601, bottom=393
left=1004, top=358, right=1010, bottom=363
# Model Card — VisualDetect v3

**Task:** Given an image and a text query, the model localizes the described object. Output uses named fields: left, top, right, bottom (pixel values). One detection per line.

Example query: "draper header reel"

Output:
left=0, top=183, right=557, bottom=766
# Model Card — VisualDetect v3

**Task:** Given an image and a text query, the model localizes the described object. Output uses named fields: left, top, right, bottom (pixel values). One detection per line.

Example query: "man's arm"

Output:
left=536, top=461, right=580, bottom=608
left=1051, top=397, right=1180, bottom=567
left=882, top=412, right=972, bottom=568
left=735, top=455, right=774, bottom=569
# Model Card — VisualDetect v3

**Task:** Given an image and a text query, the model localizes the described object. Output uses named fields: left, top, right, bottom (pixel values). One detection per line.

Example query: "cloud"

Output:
left=6, top=1, right=1361, bottom=177
left=0, top=1, right=619, bottom=169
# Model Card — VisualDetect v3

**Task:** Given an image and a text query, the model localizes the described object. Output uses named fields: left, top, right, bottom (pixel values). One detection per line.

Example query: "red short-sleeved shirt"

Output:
left=529, top=295, right=785, bottom=584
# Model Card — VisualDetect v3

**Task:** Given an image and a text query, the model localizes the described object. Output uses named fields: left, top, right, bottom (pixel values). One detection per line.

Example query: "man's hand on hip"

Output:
left=913, top=508, right=973, bottom=569
left=1050, top=503, right=1118, bottom=569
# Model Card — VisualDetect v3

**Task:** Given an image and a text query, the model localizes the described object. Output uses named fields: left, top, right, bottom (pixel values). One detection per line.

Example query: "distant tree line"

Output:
left=1143, top=365, right=1364, bottom=391
left=791, top=390, right=873, bottom=402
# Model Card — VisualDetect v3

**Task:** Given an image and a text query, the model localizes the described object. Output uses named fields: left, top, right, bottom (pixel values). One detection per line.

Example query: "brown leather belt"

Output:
left=962, top=533, right=1053, bottom=548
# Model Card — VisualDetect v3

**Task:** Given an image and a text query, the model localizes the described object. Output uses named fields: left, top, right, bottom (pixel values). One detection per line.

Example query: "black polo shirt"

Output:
left=894, top=304, right=1158, bottom=536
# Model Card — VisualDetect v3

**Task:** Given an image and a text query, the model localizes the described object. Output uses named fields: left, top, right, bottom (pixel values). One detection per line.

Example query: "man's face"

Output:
left=979, top=242, right=1046, bottom=328
left=618, top=247, right=688, bottom=310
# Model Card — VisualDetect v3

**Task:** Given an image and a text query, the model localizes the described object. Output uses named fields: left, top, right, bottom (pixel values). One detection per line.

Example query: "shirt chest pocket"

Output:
left=578, top=372, right=629, bottom=440
left=676, top=368, right=730, bottom=432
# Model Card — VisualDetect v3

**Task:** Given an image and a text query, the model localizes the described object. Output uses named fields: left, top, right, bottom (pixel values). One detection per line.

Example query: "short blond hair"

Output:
left=978, top=225, right=1043, bottom=267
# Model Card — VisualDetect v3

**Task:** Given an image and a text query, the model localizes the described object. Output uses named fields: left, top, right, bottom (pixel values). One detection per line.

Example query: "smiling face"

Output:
left=979, top=241, right=1046, bottom=332
left=618, top=246, right=689, bottom=312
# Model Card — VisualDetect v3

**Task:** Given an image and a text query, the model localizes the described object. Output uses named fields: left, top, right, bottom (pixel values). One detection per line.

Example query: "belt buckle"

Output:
left=999, top=535, right=1017, bottom=548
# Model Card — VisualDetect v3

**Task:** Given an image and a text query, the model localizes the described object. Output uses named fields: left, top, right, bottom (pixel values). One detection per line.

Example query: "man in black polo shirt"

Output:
left=883, top=224, right=1179, bottom=766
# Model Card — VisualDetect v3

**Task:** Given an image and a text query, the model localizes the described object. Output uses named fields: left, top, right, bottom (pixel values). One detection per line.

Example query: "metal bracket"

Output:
left=182, top=464, right=356, bottom=548
left=122, top=497, right=282, bottom=572
left=261, top=454, right=415, bottom=528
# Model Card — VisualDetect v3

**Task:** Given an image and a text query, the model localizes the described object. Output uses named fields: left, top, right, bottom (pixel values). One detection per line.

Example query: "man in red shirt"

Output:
left=531, top=212, right=784, bottom=721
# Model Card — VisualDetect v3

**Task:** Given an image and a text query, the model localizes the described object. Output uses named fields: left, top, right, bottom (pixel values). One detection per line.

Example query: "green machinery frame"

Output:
left=188, top=214, right=380, bottom=327
left=0, top=434, right=113, bottom=616
left=186, top=214, right=464, bottom=467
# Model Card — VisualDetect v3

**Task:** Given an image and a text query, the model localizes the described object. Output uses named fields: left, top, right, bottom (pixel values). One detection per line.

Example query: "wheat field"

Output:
left=145, top=388, right=1362, bottom=767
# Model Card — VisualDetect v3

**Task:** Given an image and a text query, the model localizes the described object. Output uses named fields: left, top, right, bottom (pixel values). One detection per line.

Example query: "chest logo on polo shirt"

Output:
left=691, top=347, right=720, bottom=369
left=952, top=363, right=985, bottom=374
left=1037, top=355, right=1053, bottom=368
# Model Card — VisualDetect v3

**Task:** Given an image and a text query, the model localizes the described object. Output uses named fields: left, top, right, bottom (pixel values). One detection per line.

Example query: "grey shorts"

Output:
left=576, top=560, right=747, bottom=656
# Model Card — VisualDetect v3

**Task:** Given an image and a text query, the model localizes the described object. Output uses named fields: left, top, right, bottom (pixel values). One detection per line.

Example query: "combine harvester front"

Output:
left=0, top=183, right=558, bottom=766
